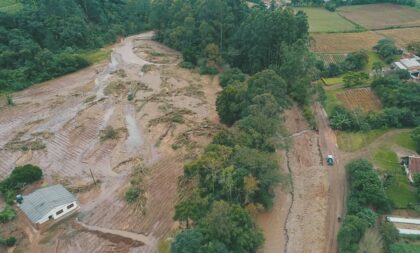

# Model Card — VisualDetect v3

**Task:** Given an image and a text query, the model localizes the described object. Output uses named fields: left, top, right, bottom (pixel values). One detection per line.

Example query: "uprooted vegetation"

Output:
left=125, top=165, right=148, bottom=215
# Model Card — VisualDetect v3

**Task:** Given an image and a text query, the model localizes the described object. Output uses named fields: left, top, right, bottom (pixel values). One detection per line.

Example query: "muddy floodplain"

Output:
left=0, top=32, right=220, bottom=253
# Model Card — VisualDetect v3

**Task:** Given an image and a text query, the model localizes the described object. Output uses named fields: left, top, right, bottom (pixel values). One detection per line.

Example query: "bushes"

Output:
left=343, top=72, right=369, bottom=88
left=338, top=159, right=392, bottom=253
left=338, top=215, right=368, bottom=253
left=0, top=164, right=42, bottom=191
left=346, top=160, right=391, bottom=213
left=0, top=236, right=16, bottom=247
left=0, top=205, right=16, bottom=223
left=100, top=126, right=117, bottom=141
left=0, top=164, right=43, bottom=204
left=411, top=126, right=420, bottom=154
left=373, top=39, right=402, bottom=64
left=125, top=187, right=141, bottom=203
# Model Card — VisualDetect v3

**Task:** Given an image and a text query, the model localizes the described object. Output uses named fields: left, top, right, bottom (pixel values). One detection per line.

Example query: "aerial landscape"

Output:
left=0, top=0, right=419, bottom=253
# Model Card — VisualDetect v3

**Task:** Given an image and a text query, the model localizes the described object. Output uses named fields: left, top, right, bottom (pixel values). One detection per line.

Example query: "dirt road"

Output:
left=258, top=104, right=346, bottom=253
left=313, top=103, right=346, bottom=253
left=0, top=32, right=220, bottom=253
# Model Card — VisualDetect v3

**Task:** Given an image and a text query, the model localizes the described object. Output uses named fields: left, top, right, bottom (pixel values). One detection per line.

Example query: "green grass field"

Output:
left=373, top=147, right=416, bottom=209
left=0, top=0, right=22, bottom=13
left=294, top=7, right=358, bottom=33
left=336, top=129, right=388, bottom=152
left=390, top=242, right=420, bottom=253
left=324, top=89, right=342, bottom=115
left=78, top=48, right=111, bottom=64
left=393, top=131, right=417, bottom=152
left=322, top=77, right=344, bottom=86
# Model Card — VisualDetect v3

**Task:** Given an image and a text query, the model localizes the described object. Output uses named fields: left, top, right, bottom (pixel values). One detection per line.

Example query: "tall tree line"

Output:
left=0, top=0, right=151, bottom=91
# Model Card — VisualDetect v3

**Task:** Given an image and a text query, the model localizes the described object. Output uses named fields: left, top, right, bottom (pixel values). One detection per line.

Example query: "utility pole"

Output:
left=89, top=168, right=96, bottom=185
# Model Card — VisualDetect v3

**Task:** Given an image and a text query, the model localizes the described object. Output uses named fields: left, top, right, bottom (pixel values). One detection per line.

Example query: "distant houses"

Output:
left=393, top=55, right=420, bottom=81
left=17, top=184, right=78, bottom=229
left=402, top=156, right=420, bottom=183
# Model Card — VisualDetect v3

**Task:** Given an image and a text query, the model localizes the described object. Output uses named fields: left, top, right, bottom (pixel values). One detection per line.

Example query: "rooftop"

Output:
left=409, top=156, right=420, bottom=174
left=19, top=184, right=76, bottom=223
left=400, top=58, right=420, bottom=69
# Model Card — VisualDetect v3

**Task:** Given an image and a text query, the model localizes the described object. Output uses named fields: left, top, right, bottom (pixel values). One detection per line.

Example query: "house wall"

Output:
left=37, top=201, right=78, bottom=224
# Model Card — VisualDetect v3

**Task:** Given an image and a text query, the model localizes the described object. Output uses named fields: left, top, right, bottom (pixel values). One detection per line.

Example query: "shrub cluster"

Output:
left=338, top=160, right=391, bottom=253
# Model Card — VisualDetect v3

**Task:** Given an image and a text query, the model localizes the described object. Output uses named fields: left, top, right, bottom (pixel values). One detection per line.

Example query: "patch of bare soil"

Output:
left=0, top=32, right=220, bottom=253
left=285, top=131, right=328, bottom=253
left=258, top=106, right=328, bottom=253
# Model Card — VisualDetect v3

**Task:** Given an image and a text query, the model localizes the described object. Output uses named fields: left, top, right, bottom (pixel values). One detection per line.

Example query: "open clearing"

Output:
left=338, top=4, right=420, bottom=30
left=373, top=147, right=416, bottom=209
left=294, top=7, right=357, bottom=33
left=336, top=87, right=382, bottom=112
left=311, top=31, right=383, bottom=53
left=377, top=27, right=420, bottom=47
left=0, top=32, right=220, bottom=253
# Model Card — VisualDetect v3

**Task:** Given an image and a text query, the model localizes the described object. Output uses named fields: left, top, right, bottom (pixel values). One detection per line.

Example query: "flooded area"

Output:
left=0, top=32, right=220, bottom=253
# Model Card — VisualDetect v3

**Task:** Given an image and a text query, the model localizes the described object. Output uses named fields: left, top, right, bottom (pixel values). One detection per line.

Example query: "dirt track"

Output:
left=258, top=104, right=346, bottom=253
left=0, top=32, right=220, bottom=252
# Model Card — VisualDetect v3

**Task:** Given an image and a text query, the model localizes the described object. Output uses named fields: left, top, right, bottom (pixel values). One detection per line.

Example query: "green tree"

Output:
left=411, top=126, right=420, bottom=154
left=171, top=229, right=204, bottom=253
left=343, top=72, right=369, bottom=88
left=199, top=201, right=264, bottom=253
left=216, top=81, right=248, bottom=125
left=337, top=215, right=368, bottom=253
left=219, top=68, right=246, bottom=88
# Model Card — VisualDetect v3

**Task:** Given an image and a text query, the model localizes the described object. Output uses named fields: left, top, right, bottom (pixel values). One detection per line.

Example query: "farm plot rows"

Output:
left=311, top=31, right=383, bottom=53
left=316, top=53, right=347, bottom=65
left=377, top=27, right=420, bottom=47
left=335, top=88, right=382, bottom=112
left=338, top=4, right=420, bottom=30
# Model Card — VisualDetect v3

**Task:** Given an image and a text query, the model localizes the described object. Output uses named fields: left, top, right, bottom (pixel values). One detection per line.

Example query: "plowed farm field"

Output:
left=311, top=32, right=383, bottom=53
left=338, top=4, right=420, bottom=30
left=336, top=88, right=382, bottom=112
left=377, top=27, right=420, bottom=47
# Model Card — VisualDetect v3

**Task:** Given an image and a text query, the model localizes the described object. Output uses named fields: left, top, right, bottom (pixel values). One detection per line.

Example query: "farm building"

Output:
left=393, top=56, right=420, bottom=80
left=402, top=156, right=420, bottom=183
left=18, top=184, right=78, bottom=228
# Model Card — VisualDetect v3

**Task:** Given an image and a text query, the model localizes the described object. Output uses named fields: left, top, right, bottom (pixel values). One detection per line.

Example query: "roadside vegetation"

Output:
left=147, top=2, right=323, bottom=251
left=338, top=160, right=391, bottom=253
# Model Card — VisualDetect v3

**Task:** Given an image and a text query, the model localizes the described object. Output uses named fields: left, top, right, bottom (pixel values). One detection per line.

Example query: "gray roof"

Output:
left=19, top=185, right=76, bottom=223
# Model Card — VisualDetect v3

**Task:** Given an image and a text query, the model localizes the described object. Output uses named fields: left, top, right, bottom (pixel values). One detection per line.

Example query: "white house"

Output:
left=393, top=56, right=420, bottom=80
left=18, top=184, right=78, bottom=228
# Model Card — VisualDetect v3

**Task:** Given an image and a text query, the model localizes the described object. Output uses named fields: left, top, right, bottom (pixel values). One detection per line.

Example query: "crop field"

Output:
left=338, top=4, right=420, bottom=30
left=294, top=7, right=358, bottom=33
left=311, top=31, right=383, bottom=53
left=377, top=27, right=420, bottom=47
left=316, top=53, right=347, bottom=65
left=336, top=88, right=382, bottom=112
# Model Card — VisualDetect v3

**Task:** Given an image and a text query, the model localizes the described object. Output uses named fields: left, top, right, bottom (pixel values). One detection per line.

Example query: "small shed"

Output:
left=18, top=185, right=78, bottom=228
left=402, top=156, right=420, bottom=183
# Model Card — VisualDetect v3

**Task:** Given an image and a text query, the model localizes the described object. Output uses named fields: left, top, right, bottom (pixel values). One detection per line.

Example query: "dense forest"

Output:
left=0, top=0, right=151, bottom=91
left=156, top=1, right=315, bottom=252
